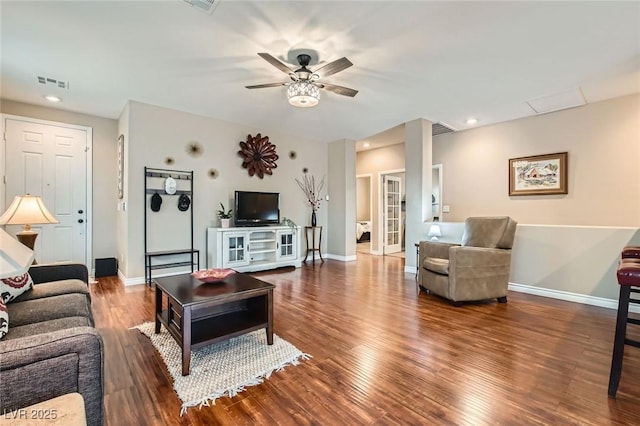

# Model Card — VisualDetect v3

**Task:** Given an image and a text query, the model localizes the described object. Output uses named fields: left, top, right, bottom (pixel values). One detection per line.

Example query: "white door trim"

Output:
left=1, top=114, right=93, bottom=267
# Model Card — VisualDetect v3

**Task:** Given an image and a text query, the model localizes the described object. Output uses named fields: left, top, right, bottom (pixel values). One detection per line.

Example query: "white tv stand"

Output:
left=206, top=226, right=301, bottom=272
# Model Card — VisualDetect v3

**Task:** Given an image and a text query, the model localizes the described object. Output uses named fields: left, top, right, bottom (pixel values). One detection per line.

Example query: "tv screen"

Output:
left=234, top=191, right=280, bottom=226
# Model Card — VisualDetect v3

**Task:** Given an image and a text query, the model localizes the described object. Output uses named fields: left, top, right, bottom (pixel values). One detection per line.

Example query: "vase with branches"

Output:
left=295, top=174, right=325, bottom=226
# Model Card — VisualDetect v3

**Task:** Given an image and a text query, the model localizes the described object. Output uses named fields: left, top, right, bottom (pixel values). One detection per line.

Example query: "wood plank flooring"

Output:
left=91, top=254, right=640, bottom=425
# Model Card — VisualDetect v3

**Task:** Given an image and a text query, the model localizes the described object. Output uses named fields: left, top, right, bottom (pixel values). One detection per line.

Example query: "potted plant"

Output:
left=217, top=203, right=232, bottom=228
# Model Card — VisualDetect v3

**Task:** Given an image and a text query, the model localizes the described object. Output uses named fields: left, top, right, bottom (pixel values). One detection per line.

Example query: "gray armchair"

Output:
left=418, top=216, right=517, bottom=306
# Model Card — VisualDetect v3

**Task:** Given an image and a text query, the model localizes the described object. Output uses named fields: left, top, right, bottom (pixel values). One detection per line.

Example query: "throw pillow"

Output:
left=0, top=273, right=34, bottom=303
left=0, top=299, right=8, bottom=339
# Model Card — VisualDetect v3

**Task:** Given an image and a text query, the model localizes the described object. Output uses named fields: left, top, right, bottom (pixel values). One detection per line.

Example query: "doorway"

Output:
left=2, top=115, right=92, bottom=265
left=356, top=174, right=372, bottom=254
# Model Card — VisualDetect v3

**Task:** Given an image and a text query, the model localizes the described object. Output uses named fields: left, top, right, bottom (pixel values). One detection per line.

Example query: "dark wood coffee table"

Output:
left=153, top=272, right=274, bottom=376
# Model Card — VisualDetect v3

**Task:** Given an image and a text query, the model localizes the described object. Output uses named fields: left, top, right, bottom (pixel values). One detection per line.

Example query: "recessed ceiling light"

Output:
left=363, top=142, right=370, bottom=148
left=44, top=95, right=62, bottom=103
left=466, top=118, right=477, bottom=125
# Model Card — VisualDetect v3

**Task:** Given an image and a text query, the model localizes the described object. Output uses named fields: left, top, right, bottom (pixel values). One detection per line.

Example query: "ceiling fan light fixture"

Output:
left=287, top=81, right=320, bottom=107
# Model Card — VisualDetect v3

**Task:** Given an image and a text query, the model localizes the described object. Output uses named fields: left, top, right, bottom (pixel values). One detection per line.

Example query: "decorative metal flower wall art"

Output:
left=238, top=133, right=279, bottom=178
left=186, top=142, right=203, bottom=157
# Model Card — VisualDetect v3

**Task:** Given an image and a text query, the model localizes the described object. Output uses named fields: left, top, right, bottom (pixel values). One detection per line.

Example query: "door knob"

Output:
left=78, top=219, right=84, bottom=223
left=78, top=209, right=84, bottom=214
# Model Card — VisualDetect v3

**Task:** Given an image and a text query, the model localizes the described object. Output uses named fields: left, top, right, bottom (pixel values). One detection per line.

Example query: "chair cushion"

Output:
left=2, top=316, right=92, bottom=341
left=424, top=257, right=449, bottom=275
left=12, top=279, right=89, bottom=303
left=7, top=293, right=92, bottom=327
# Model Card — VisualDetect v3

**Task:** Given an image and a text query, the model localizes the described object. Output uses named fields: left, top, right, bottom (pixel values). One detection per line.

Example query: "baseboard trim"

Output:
left=508, top=282, right=640, bottom=313
left=404, top=266, right=418, bottom=274
left=324, top=254, right=357, bottom=262
left=119, top=269, right=191, bottom=287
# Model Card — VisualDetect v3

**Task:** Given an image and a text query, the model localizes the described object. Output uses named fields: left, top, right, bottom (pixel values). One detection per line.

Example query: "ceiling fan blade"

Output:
left=314, top=57, right=353, bottom=78
left=257, top=53, right=293, bottom=74
left=319, top=83, right=358, bottom=97
left=245, top=82, right=287, bottom=89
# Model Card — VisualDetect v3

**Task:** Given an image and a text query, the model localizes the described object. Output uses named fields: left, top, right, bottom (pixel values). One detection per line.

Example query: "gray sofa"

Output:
left=0, top=263, right=103, bottom=426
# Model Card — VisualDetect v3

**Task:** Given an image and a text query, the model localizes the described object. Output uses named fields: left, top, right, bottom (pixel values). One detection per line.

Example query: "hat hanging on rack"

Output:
left=164, top=177, right=177, bottom=195
left=178, top=194, right=191, bottom=212
left=150, top=192, right=162, bottom=212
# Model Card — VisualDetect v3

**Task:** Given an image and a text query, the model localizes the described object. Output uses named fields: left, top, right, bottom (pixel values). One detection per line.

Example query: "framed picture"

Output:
left=509, top=152, right=568, bottom=196
left=117, top=134, right=124, bottom=199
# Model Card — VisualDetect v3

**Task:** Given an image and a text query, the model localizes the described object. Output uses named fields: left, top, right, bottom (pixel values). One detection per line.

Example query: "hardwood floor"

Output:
left=91, top=255, right=640, bottom=425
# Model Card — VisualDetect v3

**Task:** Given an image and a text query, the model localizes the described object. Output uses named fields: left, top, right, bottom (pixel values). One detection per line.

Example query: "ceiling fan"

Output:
left=246, top=53, right=358, bottom=107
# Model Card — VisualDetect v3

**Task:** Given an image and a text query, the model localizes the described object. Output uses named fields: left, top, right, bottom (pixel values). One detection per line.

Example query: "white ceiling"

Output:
left=1, top=1, right=638, bottom=144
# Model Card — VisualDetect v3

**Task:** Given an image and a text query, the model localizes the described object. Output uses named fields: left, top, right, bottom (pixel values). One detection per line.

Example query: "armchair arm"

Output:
left=448, top=246, right=512, bottom=301
left=28, top=263, right=89, bottom=285
left=0, top=327, right=103, bottom=426
left=419, top=241, right=459, bottom=264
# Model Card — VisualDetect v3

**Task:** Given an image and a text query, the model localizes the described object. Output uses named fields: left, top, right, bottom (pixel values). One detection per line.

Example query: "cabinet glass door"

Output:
left=277, top=230, right=296, bottom=260
left=224, top=233, right=248, bottom=266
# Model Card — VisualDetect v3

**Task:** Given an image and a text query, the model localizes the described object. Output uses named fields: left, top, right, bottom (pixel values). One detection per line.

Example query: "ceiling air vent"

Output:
left=181, top=0, right=217, bottom=14
left=432, top=122, right=455, bottom=136
left=37, top=76, right=69, bottom=89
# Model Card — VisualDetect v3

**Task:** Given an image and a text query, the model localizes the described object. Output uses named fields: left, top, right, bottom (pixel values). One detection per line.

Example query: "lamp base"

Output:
left=16, top=231, right=38, bottom=265
left=430, top=236, right=440, bottom=241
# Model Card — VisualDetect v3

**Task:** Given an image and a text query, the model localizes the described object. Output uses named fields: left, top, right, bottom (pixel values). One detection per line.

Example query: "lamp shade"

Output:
left=0, top=228, right=34, bottom=279
left=0, top=195, right=59, bottom=229
left=428, top=224, right=442, bottom=241
left=287, top=81, right=320, bottom=107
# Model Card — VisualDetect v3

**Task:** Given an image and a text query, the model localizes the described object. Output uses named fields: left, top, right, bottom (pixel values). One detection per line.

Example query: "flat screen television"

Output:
left=234, top=191, right=280, bottom=227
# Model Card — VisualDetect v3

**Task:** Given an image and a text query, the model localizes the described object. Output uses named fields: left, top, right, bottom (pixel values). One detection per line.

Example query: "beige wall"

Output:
left=121, top=101, right=327, bottom=281
left=356, top=176, right=371, bottom=222
left=433, top=94, right=640, bottom=226
left=0, top=99, right=119, bottom=265
left=421, top=94, right=640, bottom=304
left=327, top=139, right=356, bottom=259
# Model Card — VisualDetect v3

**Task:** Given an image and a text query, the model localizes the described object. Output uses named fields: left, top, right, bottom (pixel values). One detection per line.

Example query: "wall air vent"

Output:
left=181, top=0, right=218, bottom=14
left=37, top=76, right=69, bottom=89
left=432, top=122, right=455, bottom=136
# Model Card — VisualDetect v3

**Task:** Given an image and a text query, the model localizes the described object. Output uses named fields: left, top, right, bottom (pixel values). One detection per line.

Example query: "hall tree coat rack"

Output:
left=143, top=167, right=198, bottom=285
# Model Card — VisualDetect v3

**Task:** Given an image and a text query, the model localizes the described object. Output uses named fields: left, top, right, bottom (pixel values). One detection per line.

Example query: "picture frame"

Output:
left=117, top=134, right=124, bottom=199
left=509, top=152, right=568, bottom=196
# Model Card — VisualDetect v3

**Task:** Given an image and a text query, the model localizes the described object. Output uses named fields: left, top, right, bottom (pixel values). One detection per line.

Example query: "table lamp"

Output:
left=0, top=195, right=59, bottom=255
left=0, top=228, right=34, bottom=279
left=428, top=224, right=442, bottom=241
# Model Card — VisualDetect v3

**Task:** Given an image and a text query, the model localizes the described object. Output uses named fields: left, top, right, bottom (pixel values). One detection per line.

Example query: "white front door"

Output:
left=383, top=175, right=402, bottom=254
left=4, top=117, right=89, bottom=264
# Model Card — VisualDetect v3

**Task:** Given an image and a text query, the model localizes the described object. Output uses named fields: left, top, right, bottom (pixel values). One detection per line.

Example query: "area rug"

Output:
left=134, top=322, right=311, bottom=414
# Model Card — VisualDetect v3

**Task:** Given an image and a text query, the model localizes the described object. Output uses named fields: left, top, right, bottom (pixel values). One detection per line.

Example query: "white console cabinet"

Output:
left=207, top=226, right=301, bottom=272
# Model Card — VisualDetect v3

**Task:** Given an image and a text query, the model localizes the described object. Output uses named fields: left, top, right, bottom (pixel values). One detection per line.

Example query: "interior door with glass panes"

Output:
left=383, top=175, right=402, bottom=254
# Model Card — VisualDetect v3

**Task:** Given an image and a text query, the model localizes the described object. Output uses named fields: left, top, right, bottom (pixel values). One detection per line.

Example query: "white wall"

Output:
left=121, top=101, right=327, bottom=282
left=0, top=99, right=119, bottom=266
